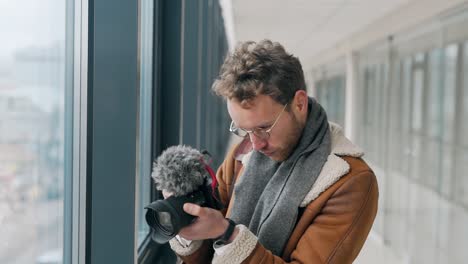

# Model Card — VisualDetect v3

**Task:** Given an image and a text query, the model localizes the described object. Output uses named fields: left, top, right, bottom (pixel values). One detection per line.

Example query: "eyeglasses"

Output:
left=229, top=103, right=288, bottom=140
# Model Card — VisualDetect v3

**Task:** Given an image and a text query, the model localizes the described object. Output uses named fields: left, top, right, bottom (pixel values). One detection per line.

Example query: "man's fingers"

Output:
left=162, top=190, right=173, bottom=199
left=183, top=203, right=204, bottom=217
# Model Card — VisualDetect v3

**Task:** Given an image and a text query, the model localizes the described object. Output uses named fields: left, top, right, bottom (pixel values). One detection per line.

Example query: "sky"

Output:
left=0, top=0, right=66, bottom=61
left=0, top=0, right=67, bottom=112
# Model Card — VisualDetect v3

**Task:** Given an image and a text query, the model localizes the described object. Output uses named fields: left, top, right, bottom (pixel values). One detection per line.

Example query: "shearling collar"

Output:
left=239, top=122, right=364, bottom=207
left=299, top=122, right=364, bottom=206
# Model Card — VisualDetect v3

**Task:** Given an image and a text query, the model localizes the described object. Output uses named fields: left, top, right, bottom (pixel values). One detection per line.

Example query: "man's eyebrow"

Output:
left=237, top=121, right=272, bottom=131
left=236, top=114, right=278, bottom=130
left=256, top=122, right=273, bottom=129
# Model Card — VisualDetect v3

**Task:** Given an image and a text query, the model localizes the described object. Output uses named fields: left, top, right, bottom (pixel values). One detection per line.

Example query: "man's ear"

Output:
left=294, top=90, right=308, bottom=112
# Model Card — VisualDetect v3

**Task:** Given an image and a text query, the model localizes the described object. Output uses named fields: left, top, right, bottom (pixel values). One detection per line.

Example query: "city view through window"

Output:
left=0, top=0, right=69, bottom=263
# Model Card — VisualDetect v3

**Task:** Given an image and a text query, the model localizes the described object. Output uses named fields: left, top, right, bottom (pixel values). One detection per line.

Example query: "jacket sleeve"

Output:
left=170, top=238, right=214, bottom=264
left=211, top=170, right=379, bottom=264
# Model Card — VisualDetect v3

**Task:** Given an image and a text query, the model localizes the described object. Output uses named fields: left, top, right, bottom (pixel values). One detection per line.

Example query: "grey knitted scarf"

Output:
left=229, top=97, right=331, bottom=256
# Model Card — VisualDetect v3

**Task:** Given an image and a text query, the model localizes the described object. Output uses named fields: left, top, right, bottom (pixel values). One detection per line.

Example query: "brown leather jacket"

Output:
left=170, top=124, right=379, bottom=264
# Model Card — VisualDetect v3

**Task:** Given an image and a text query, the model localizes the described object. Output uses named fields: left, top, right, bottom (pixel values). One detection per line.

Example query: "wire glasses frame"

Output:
left=229, top=103, right=288, bottom=140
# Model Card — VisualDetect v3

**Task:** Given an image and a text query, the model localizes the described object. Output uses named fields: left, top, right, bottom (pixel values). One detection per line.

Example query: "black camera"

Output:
left=144, top=145, right=221, bottom=244
left=145, top=180, right=220, bottom=244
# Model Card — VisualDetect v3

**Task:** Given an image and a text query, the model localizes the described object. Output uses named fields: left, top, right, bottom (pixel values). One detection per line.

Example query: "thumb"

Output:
left=183, top=203, right=203, bottom=216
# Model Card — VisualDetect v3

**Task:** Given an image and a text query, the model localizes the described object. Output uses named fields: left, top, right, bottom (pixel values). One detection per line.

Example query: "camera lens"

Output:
left=145, top=190, right=208, bottom=244
left=156, top=211, right=173, bottom=233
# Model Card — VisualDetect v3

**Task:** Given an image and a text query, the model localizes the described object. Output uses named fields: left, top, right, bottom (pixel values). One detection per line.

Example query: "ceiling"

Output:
left=229, top=0, right=411, bottom=69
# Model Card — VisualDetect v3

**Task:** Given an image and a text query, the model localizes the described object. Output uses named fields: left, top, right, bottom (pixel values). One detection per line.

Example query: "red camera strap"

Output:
left=204, top=164, right=217, bottom=192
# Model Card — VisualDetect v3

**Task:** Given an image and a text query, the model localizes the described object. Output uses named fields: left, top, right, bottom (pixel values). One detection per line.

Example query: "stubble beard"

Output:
left=273, top=112, right=305, bottom=162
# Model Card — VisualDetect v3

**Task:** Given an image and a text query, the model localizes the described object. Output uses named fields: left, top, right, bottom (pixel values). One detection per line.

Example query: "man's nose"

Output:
left=249, top=133, right=267, bottom=150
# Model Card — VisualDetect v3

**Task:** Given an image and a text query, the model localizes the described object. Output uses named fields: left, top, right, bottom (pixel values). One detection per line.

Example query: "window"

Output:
left=427, top=49, right=443, bottom=140
left=0, top=0, right=73, bottom=263
left=457, top=42, right=468, bottom=207
left=412, top=64, right=425, bottom=133
left=401, top=58, right=412, bottom=176
left=440, top=44, right=458, bottom=197
left=442, top=45, right=458, bottom=144
left=424, top=48, right=444, bottom=190
left=388, top=60, right=401, bottom=171
left=463, top=43, right=468, bottom=148
left=354, top=10, right=468, bottom=263
left=410, top=53, right=426, bottom=182
left=316, top=75, right=346, bottom=128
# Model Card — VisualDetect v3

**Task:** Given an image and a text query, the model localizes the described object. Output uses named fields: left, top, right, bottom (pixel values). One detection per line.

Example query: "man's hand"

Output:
left=162, top=190, right=239, bottom=242
left=178, top=203, right=229, bottom=240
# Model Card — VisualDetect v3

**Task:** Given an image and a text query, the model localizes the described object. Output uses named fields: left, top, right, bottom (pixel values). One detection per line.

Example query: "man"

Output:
left=168, top=40, right=378, bottom=264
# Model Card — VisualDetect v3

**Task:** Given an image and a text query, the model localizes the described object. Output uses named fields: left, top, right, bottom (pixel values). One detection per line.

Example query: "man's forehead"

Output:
left=228, top=94, right=275, bottom=108
left=227, top=95, right=280, bottom=129
left=227, top=96, right=265, bottom=115
left=228, top=98, right=254, bottom=110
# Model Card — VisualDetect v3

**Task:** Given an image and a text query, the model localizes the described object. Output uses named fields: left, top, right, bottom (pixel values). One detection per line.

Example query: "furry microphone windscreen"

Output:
left=151, top=145, right=209, bottom=197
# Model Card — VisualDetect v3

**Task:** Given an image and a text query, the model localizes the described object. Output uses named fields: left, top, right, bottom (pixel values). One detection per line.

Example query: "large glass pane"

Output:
left=424, top=49, right=443, bottom=190
left=428, top=49, right=443, bottom=140
left=388, top=61, right=401, bottom=172
left=411, top=68, right=424, bottom=133
left=376, top=63, right=387, bottom=165
left=336, top=75, right=346, bottom=128
left=440, top=45, right=457, bottom=198
left=0, top=0, right=71, bottom=263
left=357, top=62, right=371, bottom=150
left=410, top=60, right=425, bottom=182
left=364, top=66, right=376, bottom=161
left=401, top=58, right=412, bottom=177
left=314, top=75, right=345, bottom=128
left=359, top=17, right=468, bottom=264
left=456, top=42, right=468, bottom=206
left=442, top=45, right=457, bottom=143
left=372, top=65, right=380, bottom=162
left=136, top=0, right=154, bottom=245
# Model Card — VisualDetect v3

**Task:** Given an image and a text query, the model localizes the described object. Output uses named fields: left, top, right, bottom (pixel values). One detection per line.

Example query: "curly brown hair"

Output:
left=212, top=39, right=306, bottom=105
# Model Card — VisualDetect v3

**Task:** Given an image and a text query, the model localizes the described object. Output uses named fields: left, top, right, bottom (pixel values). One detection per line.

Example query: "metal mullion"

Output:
left=86, top=0, right=139, bottom=262
left=71, top=0, right=88, bottom=263
left=195, top=1, right=206, bottom=148
left=181, top=0, right=200, bottom=146
left=64, top=0, right=76, bottom=263
left=138, top=1, right=166, bottom=262
left=199, top=0, right=210, bottom=151
left=160, top=0, right=183, bottom=149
